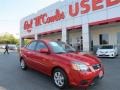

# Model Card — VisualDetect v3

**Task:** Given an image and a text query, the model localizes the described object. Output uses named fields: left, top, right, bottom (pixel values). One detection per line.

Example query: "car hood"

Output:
left=97, top=49, right=115, bottom=52
left=55, top=53, right=101, bottom=65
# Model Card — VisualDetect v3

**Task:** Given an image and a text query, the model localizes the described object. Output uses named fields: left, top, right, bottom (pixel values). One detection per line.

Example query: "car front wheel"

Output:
left=52, top=68, right=68, bottom=89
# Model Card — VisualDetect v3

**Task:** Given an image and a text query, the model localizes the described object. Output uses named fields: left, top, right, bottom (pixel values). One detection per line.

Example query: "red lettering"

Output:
left=34, top=15, right=42, bottom=26
left=61, top=12, right=65, bottom=19
left=54, top=9, right=65, bottom=21
left=45, top=9, right=65, bottom=24
left=42, top=13, right=47, bottom=24
left=69, top=2, right=79, bottom=17
left=49, top=16, right=55, bottom=23
left=92, top=0, right=104, bottom=11
left=24, top=20, right=33, bottom=32
left=55, top=9, right=62, bottom=21
left=29, top=19, right=33, bottom=28
left=81, top=0, right=90, bottom=14
left=107, top=0, right=120, bottom=7
left=33, top=9, right=65, bottom=25
left=24, top=21, right=29, bottom=30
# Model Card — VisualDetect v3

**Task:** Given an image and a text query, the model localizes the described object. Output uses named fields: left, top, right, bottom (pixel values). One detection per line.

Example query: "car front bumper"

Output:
left=69, top=68, right=104, bottom=87
left=96, top=52, right=116, bottom=57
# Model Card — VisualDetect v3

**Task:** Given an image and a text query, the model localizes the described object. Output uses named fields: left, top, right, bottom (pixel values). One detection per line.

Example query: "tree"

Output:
left=24, top=39, right=31, bottom=45
left=0, top=33, right=19, bottom=44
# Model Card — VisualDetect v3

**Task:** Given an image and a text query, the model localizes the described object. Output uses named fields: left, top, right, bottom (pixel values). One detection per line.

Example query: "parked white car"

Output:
left=8, top=45, right=17, bottom=50
left=0, top=45, right=5, bottom=49
left=96, top=45, right=118, bottom=57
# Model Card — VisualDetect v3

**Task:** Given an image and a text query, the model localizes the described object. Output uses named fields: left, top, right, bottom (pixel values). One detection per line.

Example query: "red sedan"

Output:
left=19, top=39, right=104, bottom=89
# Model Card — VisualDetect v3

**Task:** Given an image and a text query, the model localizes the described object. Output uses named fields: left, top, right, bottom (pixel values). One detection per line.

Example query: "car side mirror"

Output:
left=39, top=48, right=49, bottom=54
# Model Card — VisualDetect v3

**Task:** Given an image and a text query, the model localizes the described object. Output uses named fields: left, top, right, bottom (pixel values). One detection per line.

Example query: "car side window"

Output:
left=26, top=41, right=37, bottom=50
left=35, top=42, right=47, bottom=51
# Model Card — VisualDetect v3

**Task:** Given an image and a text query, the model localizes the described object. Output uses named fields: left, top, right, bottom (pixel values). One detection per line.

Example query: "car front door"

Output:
left=33, top=41, right=53, bottom=75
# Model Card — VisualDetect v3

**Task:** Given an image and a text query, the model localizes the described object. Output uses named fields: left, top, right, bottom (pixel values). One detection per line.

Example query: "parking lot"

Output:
left=0, top=50, right=120, bottom=90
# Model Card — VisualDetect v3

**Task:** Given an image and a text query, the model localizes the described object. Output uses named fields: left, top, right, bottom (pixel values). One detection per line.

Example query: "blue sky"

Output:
left=0, top=0, right=59, bottom=36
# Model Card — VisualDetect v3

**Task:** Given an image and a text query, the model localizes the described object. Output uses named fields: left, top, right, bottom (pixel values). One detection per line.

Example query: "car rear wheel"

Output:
left=52, top=68, right=68, bottom=89
left=20, top=59, right=27, bottom=70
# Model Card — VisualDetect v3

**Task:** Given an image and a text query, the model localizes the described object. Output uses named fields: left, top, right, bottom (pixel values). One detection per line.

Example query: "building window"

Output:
left=117, top=32, right=120, bottom=44
left=99, top=34, right=109, bottom=45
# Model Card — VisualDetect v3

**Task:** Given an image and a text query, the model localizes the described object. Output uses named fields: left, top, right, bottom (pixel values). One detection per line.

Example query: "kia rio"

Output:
left=19, top=39, right=104, bottom=89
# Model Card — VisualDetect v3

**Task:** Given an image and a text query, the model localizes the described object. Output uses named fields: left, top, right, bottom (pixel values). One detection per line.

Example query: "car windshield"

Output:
left=100, top=45, right=114, bottom=49
left=49, top=42, right=76, bottom=54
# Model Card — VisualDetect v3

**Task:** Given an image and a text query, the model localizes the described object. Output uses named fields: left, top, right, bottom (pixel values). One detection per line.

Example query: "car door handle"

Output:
left=27, top=52, right=32, bottom=54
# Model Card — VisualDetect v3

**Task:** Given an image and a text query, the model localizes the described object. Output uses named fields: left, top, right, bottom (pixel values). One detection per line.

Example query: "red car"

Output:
left=19, top=39, right=104, bottom=89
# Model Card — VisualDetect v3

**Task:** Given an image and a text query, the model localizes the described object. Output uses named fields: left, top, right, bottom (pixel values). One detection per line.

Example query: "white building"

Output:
left=20, top=0, right=120, bottom=52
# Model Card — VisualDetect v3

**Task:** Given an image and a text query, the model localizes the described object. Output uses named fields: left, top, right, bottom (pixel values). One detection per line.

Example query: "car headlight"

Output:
left=72, top=61, right=89, bottom=72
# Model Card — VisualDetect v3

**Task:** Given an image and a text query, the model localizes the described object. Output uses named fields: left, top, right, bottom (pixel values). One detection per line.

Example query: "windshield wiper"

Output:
left=56, top=52, right=66, bottom=54
left=67, top=50, right=76, bottom=53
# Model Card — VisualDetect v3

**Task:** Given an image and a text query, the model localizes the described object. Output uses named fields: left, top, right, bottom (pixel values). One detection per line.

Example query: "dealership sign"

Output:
left=24, top=0, right=119, bottom=32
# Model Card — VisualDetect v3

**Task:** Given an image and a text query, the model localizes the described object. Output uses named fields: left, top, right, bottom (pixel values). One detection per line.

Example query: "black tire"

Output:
left=116, top=53, right=119, bottom=56
left=52, top=68, right=68, bottom=89
left=20, top=59, right=27, bottom=70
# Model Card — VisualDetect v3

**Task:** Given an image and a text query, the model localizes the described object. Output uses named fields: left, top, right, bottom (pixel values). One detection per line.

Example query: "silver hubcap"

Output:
left=54, top=72, right=64, bottom=87
left=20, top=60, right=25, bottom=68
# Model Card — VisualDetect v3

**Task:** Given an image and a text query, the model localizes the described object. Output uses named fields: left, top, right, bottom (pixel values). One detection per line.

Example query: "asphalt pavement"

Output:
left=0, top=50, right=120, bottom=90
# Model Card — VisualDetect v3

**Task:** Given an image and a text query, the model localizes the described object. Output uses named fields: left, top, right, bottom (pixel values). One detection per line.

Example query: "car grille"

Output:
left=92, top=64, right=101, bottom=70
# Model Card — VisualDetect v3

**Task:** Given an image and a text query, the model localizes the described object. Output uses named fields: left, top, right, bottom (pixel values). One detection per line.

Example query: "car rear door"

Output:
left=24, top=41, right=37, bottom=68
